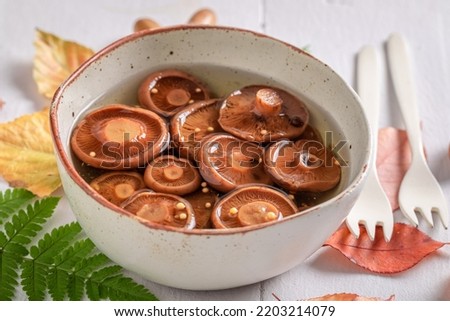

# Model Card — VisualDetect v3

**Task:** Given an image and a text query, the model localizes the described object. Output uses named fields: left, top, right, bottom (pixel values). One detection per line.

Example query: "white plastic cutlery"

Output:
left=386, top=33, right=448, bottom=228
left=346, top=45, right=394, bottom=242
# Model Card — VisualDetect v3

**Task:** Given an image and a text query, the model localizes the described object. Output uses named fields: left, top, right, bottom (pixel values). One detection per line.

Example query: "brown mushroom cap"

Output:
left=89, top=171, right=146, bottom=206
left=184, top=184, right=219, bottom=229
left=211, top=184, right=298, bottom=229
left=122, top=191, right=195, bottom=229
left=138, top=69, right=210, bottom=117
left=71, top=104, right=169, bottom=170
left=218, top=85, right=309, bottom=142
left=144, top=155, right=201, bottom=195
left=170, top=99, right=223, bottom=161
left=198, top=133, right=272, bottom=193
left=264, top=139, right=341, bottom=193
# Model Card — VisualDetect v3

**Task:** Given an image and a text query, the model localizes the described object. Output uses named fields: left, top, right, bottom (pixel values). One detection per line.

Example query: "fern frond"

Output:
left=20, top=259, right=47, bottom=300
left=0, top=252, right=21, bottom=300
left=3, top=197, right=59, bottom=252
left=67, top=253, right=111, bottom=301
left=86, top=265, right=123, bottom=300
left=0, top=189, right=34, bottom=223
left=21, top=222, right=83, bottom=301
left=30, top=222, right=82, bottom=264
left=48, top=239, right=95, bottom=300
left=0, top=189, right=158, bottom=301
left=102, top=275, right=158, bottom=301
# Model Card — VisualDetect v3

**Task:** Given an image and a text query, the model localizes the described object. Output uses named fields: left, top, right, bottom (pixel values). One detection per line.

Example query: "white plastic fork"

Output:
left=386, top=33, right=448, bottom=229
left=346, top=46, right=394, bottom=242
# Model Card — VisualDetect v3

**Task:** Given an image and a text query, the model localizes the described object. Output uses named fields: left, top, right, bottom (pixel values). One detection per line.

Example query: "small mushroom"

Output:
left=199, top=133, right=272, bottom=193
left=170, top=99, right=222, bottom=161
left=264, top=139, right=341, bottom=193
left=211, top=184, right=298, bottom=229
left=122, top=191, right=195, bottom=229
left=218, top=85, right=309, bottom=142
left=133, top=18, right=160, bottom=32
left=184, top=186, right=219, bottom=229
left=89, top=171, right=146, bottom=206
left=187, top=8, right=217, bottom=25
left=144, top=155, right=201, bottom=195
left=71, top=104, right=169, bottom=170
left=138, top=69, right=210, bottom=117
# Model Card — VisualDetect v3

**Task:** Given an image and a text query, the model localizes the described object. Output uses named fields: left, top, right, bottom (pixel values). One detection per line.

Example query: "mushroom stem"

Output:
left=97, top=118, right=145, bottom=144
left=237, top=201, right=280, bottom=226
left=166, top=88, right=191, bottom=106
left=163, top=165, right=184, bottom=181
left=254, top=88, right=283, bottom=117
left=114, top=183, right=135, bottom=200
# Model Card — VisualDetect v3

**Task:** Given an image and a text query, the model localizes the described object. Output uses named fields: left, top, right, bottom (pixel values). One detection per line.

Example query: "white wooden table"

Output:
left=1, top=0, right=449, bottom=301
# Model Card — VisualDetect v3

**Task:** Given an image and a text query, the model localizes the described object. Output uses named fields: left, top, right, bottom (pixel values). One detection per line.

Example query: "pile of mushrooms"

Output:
left=71, top=68, right=342, bottom=230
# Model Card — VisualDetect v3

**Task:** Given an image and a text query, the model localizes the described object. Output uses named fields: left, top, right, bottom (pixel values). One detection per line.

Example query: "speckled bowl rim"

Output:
left=50, top=25, right=371, bottom=236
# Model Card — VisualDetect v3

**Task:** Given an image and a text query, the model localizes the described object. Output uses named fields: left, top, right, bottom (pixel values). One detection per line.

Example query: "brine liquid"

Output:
left=70, top=64, right=350, bottom=209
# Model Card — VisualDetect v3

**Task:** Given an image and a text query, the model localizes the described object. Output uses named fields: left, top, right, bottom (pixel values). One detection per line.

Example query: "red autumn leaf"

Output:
left=324, top=223, right=447, bottom=273
left=376, top=127, right=411, bottom=210
left=0, top=98, right=4, bottom=109
left=305, top=293, right=395, bottom=301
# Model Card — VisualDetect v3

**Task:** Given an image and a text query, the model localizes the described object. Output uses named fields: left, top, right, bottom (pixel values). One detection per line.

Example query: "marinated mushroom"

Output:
left=144, top=155, right=201, bottom=195
left=218, top=85, right=309, bottom=142
left=170, top=99, right=222, bottom=160
left=71, top=104, right=169, bottom=169
left=89, top=171, right=146, bottom=206
left=264, top=139, right=341, bottom=193
left=198, top=133, right=272, bottom=193
left=211, top=184, right=298, bottom=229
left=138, top=69, right=210, bottom=117
left=122, top=191, right=195, bottom=229
left=184, top=184, right=219, bottom=229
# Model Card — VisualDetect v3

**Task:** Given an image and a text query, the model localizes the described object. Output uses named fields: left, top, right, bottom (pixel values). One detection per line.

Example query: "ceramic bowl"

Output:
left=50, top=26, right=371, bottom=290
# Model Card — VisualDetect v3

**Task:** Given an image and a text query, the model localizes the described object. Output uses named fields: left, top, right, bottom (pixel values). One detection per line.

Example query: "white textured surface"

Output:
left=0, top=0, right=449, bottom=300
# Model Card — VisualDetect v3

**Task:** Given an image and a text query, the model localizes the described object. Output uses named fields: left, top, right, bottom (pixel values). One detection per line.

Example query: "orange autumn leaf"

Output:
left=0, top=108, right=60, bottom=197
left=33, top=29, right=94, bottom=99
left=324, top=223, right=447, bottom=273
left=305, top=293, right=395, bottom=301
left=376, top=127, right=411, bottom=210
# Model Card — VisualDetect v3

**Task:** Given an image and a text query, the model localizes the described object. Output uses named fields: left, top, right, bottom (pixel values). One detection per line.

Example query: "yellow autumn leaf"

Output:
left=0, top=108, right=61, bottom=197
left=33, top=29, right=94, bottom=99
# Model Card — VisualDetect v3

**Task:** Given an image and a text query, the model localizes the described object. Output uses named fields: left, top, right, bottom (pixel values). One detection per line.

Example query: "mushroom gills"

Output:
left=170, top=99, right=222, bottom=161
left=122, top=191, right=196, bottom=229
left=138, top=69, right=210, bottom=117
left=89, top=171, right=146, bottom=206
left=211, top=184, right=298, bottom=229
left=144, top=155, right=201, bottom=195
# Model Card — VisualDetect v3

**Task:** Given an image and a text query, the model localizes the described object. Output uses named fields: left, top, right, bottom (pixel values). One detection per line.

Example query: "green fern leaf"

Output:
left=3, top=197, right=59, bottom=249
left=0, top=231, right=7, bottom=247
left=20, top=259, right=47, bottom=301
left=48, top=268, right=70, bottom=301
left=0, top=189, right=34, bottom=223
left=102, top=275, right=158, bottom=301
left=86, top=265, right=123, bottom=300
left=48, top=239, right=96, bottom=300
left=0, top=252, right=20, bottom=300
left=0, top=189, right=158, bottom=301
left=56, top=239, right=95, bottom=268
left=21, top=223, right=83, bottom=300
left=30, top=222, right=82, bottom=263
left=67, top=253, right=110, bottom=301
